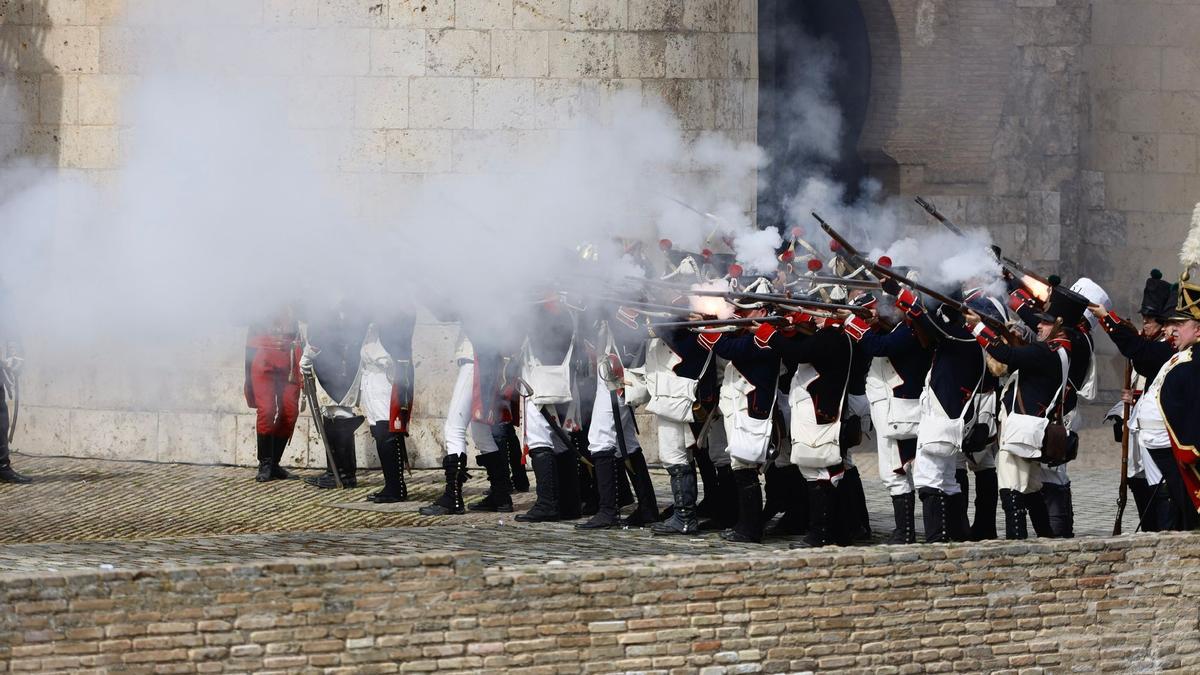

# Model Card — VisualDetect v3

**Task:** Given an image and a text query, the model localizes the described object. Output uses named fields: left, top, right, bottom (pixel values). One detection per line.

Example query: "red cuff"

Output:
left=754, top=322, right=777, bottom=348
left=974, top=325, right=997, bottom=347
left=698, top=332, right=721, bottom=350
left=1101, top=310, right=1122, bottom=333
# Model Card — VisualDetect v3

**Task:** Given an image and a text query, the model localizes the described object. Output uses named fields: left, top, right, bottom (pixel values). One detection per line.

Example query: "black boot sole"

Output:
left=514, top=513, right=560, bottom=522
left=418, top=505, right=465, bottom=515
left=468, top=503, right=515, bottom=513
left=719, top=530, right=762, bottom=543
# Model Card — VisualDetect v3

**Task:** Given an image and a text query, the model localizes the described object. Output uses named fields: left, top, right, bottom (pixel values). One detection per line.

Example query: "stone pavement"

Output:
left=0, top=450, right=1148, bottom=578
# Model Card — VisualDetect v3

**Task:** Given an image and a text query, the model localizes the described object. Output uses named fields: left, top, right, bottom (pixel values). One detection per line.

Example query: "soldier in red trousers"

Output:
left=244, top=308, right=303, bottom=482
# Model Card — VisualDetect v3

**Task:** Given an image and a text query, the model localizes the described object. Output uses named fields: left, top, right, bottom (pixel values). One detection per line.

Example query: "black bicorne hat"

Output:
left=1042, top=286, right=1089, bottom=326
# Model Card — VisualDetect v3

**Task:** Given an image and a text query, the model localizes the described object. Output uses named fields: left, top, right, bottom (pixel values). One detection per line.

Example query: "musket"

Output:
left=679, top=288, right=874, bottom=317
left=650, top=316, right=792, bottom=329
left=814, top=212, right=1017, bottom=339
left=914, top=196, right=966, bottom=236
left=1113, top=360, right=1132, bottom=536
left=302, top=372, right=342, bottom=489
left=796, top=275, right=882, bottom=290
left=992, top=247, right=1054, bottom=288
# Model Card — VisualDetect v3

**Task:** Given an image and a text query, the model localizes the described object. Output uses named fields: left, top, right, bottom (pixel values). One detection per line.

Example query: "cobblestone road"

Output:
left=0, top=451, right=1148, bottom=577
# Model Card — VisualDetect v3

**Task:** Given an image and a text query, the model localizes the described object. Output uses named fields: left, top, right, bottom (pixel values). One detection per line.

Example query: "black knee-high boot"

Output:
left=622, top=451, right=661, bottom=526
left=919, top=488, right=950, bottom=543
left=270, top=436, right=296, bottom=480
left=469, top=450, right=514, bottom=512
left=1026, top=490, right=1054, bottom=537
left=970, top=468, right=998, bottom=540
left=515, top=447, right=560, bottom=522
left=949, top=469, right=970, bottom=541
left=556, top=451, right=582, bottom=520
left=1128, top=475, right=1155, bottom=532
left=1042, top=482, right=1074, bottom=538
left=369, top=423, right=406, bottom=503
left=1000, top=489, right=1029, bottom=540
left=792, top=480, right=835, bottom=548
left=499, top=424, right=529, bottom=493
left=650, top=463, right=699, bottom=535
left=255, top=434, right=274, bottom=482
left=695, top=449, right=720, bottom=518
left=419, top=453, right=468, bottom=515
left=577, top=453, right=620, bottom=528
left=764, top=465, right=807, bottom=536
left=719, top=468, right=763, bottom=543
left=886, top=492, right=916, bottom=544
left=841, top=466, right=871, bottom=542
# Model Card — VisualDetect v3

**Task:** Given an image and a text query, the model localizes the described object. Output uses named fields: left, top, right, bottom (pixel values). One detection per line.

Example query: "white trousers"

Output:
left=997, top=450, right=1043, bottom=493
left=658, top=417, right=694, bottom=467
left=587, top=377, right=641, bottom=457
left=913, top=443, right=962, bottom=494
left=877, top=434, right=915, bottom=496
left=443, top=363, right=500, bottom=457
left=522, top=400, right=571, bottom=454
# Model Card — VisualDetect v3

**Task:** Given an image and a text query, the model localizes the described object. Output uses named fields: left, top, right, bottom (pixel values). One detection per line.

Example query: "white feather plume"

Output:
left=1183, top=202, right=1200, bottom=268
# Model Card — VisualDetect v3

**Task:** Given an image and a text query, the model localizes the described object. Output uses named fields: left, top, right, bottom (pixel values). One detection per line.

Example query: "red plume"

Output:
left=790, top=227, right=803, bottom=240
left=807, top=259, right=823, bottom=272
left=830, top=241, right=842, bottom=252
left=780, top=250, right=795, bottom=263
left=877, top=256, right=893, bottom=268
left=701, top=248, right=713, bottom=260
left=658, top=238, right=672, bottom=251
left=728, top=264, right=743, bottom=279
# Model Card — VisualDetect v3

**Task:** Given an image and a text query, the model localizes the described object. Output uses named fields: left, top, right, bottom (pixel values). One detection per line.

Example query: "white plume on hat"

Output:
left=1183, top=202, right=1200, bottom=269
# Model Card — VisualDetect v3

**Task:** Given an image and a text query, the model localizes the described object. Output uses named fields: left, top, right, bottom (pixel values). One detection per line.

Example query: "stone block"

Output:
left=473, top=78, right=542, bottom=129
left=1086, top=45, right=1160, bottom=91
left=304, top=28, right=372, bottom=76
left=664, top=33, right=697, bottom=78
left=1163, top=48, right=1200, bottom=92
left=46, top=0, right=88, bottom=25
left=548, top=31, right=615, bottom=78
left=390, top=0, right=455, bottom=28
left=572, top=0, right=628, bottom=31
left=1089, top=132, right=1155, bottom=173
left=696, top=33, right=728, bottom=78
left=336, top=128, right=388, bottom=172
left=491, top=30, right=550, bottom=77
left=77, top=74, right=122, bottom=126
left=0, top=76, right=39, bottom=125
left=156, top=412, right=238, bottom=466
left=513, top=0, right=571, bottom=30
left=355, top=77, right=409, bottom=129
left=534, top=78, right=581, bottom=128
left=44, top=26, right=102, bottom=74
left=629, top=0, right=683, bottom=31
left=69, top=409, right=157, bottom=460
left=318, top=0, right=389, bottom=27
left=369, top=28, right=427, bottom=76
left=10, top=405, right=71, bottom=457
left=264, top=0, right=320, bottom=26
left=615, top=32, right=665, bottom=79
left=386, top=129, right=453, bottom=172
left=61, top=124, right=119, bottom=169
left=682, top=0, right=721, bottom=32
left=427, top=29, right=491, bottom=76
left=409, top=77, right=474, bottom=129
left=287, top=77, right=355, bottom=128
left=456, top=0, right=514, bottom=30
left=1091, top=1, right=1170, bottom=47
left=86, top=0, right=127, bottom=25
left=40, top=73, right=78, bottom=126
left=1157, top=133, right=1197, bottom=174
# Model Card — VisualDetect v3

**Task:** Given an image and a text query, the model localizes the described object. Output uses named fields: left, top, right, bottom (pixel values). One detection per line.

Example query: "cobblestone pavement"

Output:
left=0, top=451, right=1146, bottom=577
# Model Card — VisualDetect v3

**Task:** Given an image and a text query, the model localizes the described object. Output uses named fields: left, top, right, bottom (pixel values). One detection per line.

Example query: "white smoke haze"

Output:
left=0, top=1, right=769, bottom=355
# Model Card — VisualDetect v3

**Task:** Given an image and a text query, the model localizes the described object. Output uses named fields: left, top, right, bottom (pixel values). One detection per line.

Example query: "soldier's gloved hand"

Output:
left=299, top=345, right=319, bottom=375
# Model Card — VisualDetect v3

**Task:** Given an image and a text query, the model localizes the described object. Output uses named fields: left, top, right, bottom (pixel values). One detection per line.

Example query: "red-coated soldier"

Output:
left=244, top=308, right=303, bottom=482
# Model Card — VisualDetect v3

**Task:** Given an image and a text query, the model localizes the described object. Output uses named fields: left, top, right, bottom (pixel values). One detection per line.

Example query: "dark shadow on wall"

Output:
left=757, top=0, right=873, bottom=227
left=0, top=0, right=61, bottom=170
left=856, top=0, right=901, bottom=193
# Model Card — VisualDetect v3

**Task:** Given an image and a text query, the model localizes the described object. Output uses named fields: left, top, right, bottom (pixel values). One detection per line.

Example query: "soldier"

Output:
left=1092, top=269, right=1178, bottom=530
left=960, top=290, right=1011, bottom=541
left=300, top=300, right=371, bottom=489
left=757, top=302, right=853, bottom=547
left=359, top=310, right=416, bottom=504
left=516, top=294, right=582, bottom=522
left=1154, top=259, right=1200, bottom=530
left=577, top=301, right=659, bottom=529
left=698, top=276, right=784, bottom=544
left=966, top=292, right=1076, bottom=539
left=844, top=284, right=933, bottom=545
left=244, top=308, right=303, bottom=482
left=881, top=279, right=985, bottom=543
left=0, top=287, right=29, bottom=484
left=419, top=324, right=514, bottom=516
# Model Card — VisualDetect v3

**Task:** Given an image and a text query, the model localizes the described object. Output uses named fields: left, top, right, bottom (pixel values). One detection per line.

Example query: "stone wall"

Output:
left=1, top=0, right=758, bottom=468
left=2, top=535, right=1199, bottom=672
